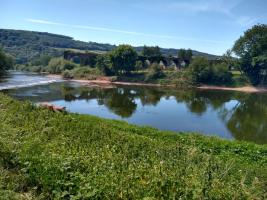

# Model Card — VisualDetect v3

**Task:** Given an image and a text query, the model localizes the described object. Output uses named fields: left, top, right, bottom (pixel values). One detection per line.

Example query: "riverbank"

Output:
left=0, top=93, right=266, bottom=199
left=47, top=74, right=267, bottom=93
left=47, top=74, right=170, bottom=87
left=198, top=85, right=267, bottom=93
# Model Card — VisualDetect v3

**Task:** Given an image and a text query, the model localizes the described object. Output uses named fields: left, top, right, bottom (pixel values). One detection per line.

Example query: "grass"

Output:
left=0, top=93, right=267, bottom=199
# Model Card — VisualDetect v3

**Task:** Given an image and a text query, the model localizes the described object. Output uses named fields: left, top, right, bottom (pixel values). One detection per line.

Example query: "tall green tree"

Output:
left=190, top=56, right=232, bottom=84
left=96, top=55, right=113, bottom=75
left=109, top=45, right=138, bottom=75
left=0, top=48, right=13, bottom=76
left=232, top=24, right=267, bottom=85
left=178, top=49, right=193, bottom=66
left=142, top=46, right=162, bottom=58
left=31, top=54, right=52, bottom=66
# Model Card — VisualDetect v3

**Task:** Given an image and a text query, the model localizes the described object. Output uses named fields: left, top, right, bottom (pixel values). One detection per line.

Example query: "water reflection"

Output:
left=4, top=82, right=267, bottom=144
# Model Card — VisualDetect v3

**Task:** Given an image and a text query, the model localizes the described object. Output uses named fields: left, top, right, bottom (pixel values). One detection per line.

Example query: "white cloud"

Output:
left=133, top=0, right=242, bottom=16
left=235, top=14, right=267, bottom=27
left=26, top=18, right=65, bottom=26
left=25, top=18, right=229, bottom=44
left=134, top=0, right=265, bottom=28
left=236, top=16, right=256, bottom=27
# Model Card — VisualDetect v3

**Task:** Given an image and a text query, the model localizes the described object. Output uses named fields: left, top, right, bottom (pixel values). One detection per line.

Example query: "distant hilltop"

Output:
left=0, top=29, right=220, bottom=64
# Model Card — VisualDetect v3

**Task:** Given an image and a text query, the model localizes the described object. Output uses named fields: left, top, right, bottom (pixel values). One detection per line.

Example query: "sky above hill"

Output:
left=1, top=0, right=266, bottom=55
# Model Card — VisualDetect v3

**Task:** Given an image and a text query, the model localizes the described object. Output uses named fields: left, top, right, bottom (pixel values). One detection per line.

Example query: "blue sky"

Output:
left=1, top=0, right=266, bottom=55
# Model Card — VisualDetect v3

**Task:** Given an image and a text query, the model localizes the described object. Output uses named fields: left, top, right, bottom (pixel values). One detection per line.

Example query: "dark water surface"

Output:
left=2, top=72, right=267, bottom=144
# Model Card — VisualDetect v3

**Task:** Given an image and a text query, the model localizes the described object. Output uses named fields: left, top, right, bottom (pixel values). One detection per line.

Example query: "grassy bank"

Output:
left=0, top=93, right=266, bottom=199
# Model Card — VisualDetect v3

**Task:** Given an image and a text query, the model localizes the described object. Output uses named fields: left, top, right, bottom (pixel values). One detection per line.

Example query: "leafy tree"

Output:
left=145, top=63, right=164, bottom=81
left=232, top=24, right=267, bottom=85
left=142, top=46, right=162, bottom=57
left=135, top=60, right=144, bottom=71
left=80, top=56, right=97, bottom=67
left=212, top=63, right=233, bottom=83
left=96, top=55, right=113, bottom=75
left=0, top=48, right=13, bottom=76
left=31, top=54, right=52, bottom=66
left=109, top=45, right=138, bottom=75
left=178, top=49, right=193, bottom=66
left=190, top=57, right=211, bottom=83
left=47, top=57, right=76, bottom=74
left=190, top=57, right=232, bottom=84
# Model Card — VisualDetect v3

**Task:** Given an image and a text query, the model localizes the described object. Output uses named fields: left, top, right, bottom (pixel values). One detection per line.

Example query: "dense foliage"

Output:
left=0, top=29, right=115, bottom=64
left=190, top=57, right=232, bottom=85
left=141, top=46, right=162, bottom=57
left=63, top=67, right=102, bottom=80
left=46, top=57, right=77, bottom=74
left=232, top=24, right=267, bottom=85
left=7, top=25, right=267, bottom=87
left=109, top=45, right=138, bottom=75
left=178, top=49, right=193, bottom=66
left=0, top=29, right=220, bottom=64
left=0, top=48, right=13, bottom=76
left=0, top=94, right=266, bottom=199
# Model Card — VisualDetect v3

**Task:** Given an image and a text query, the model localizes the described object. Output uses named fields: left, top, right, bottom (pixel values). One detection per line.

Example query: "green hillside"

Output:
left=0, top=29, right=220, bottom=64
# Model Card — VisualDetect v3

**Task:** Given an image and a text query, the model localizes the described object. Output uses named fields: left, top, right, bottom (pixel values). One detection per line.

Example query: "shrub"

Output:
left=28, top=66, right=42, bottom=73
left=212, top=63, right=233, bottom=84
left=145, top=63, right=165, bottom=81
left=30, top=54, right=52, bottom=66
left=135, top=60, right=144, bottom=71
left=190, top=57, right=232, bottom=85
left=0, top=48, right=13, bottom=75
left=47, top=57, right=77, bottom=74
left=63, top=67, right=102, bottom=80
left=109, top=45, right=138, bottom=75
left=96, top=55, right=113, bottom=76
left=62, top=70, right=73, bottom=79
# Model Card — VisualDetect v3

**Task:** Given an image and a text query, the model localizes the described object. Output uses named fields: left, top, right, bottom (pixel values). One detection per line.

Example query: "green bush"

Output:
left=62, top=70, right=73, bottom=79
left=46, top=57, right=77, bottom=74
left=145, top=63, right=164, bottom=81
left=109, top=45, right=138, bottom=75
left=135, top=60, right=144, bottom=71
left=0, top=48, right=13, bottom=75
left=30, top=54, right=52, bottom=66
left=96, top=55, right=113, bottom=76
left=190, top=57, right=233, bottom=85
left=63, top=66, right=102, bottom=80
left=212, top=63, right=233, bottom=84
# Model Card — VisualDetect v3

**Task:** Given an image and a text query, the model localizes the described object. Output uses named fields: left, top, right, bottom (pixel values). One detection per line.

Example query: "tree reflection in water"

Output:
left=5, top=82, right=267, bottom=144
left=174, top=90, right=267, bottom=144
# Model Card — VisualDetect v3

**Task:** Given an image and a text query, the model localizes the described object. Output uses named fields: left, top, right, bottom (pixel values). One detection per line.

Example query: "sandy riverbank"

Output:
left=46, top=74, right=267, bottom=93
left=47, top=74, right=169, bottom=87
left=198, top=85, right=267, bottom=93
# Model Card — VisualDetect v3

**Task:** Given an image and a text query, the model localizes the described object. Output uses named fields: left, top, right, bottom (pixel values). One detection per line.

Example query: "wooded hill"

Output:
left=0, top=29, right=220, bottom=64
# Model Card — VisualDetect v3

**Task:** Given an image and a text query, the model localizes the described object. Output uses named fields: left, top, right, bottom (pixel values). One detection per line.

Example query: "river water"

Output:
left=1, top=72, right=267, bottom=144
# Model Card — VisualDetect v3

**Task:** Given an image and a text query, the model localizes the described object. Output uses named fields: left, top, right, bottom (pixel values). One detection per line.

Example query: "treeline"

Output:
left=0, top=29, right=116, bottom=63
left=0, top=29, right=220, bottom=64
left=14, top=24, right=267, bottom=86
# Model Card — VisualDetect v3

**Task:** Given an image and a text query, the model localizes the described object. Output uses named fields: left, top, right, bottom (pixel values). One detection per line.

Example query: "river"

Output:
left=1, top=72, right=267, bottom=144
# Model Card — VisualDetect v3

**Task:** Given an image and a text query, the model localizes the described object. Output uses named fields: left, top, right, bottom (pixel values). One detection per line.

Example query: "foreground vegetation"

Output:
left=0, top=93, right=266, bottom=199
